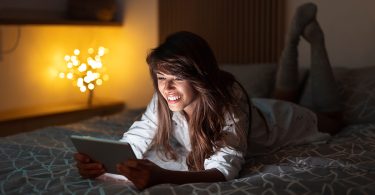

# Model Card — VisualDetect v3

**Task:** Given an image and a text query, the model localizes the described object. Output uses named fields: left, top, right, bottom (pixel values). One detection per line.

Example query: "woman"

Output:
left=74, top=3, right=342, bottom=190
left=75, top=31, right=251, bottom=189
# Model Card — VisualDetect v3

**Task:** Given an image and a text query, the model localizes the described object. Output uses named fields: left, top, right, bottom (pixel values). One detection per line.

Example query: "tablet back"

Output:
left=71, top=135, right=136, bottom=174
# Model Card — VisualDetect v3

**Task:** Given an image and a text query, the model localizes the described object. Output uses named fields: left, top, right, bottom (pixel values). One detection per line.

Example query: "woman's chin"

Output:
left=168, top=104, right=183, bottom=112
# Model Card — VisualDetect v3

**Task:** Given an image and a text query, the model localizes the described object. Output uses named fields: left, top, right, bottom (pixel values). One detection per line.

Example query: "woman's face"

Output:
left=157, top=71, right=198, bottom=117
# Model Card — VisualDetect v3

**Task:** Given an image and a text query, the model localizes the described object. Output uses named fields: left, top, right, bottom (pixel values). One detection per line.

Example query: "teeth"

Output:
left=167, top=96, right=181, bottom=101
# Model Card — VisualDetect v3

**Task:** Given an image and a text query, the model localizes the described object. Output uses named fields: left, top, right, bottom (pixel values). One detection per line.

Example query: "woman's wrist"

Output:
left=156, top=168, right=173, bottom=184
left=156, top=168, right=226, bottom=185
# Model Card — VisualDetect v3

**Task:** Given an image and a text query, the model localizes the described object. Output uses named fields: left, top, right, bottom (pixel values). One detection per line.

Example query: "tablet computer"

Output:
left=70, top=135, right=137, bottom=174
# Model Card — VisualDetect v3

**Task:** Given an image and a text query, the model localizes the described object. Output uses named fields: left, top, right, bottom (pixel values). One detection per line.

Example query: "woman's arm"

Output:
left=120, top=94, right=159, bottom=158
left=117, top=159, right=225, bottom=190
left=74, top=95, right=159, bottom=179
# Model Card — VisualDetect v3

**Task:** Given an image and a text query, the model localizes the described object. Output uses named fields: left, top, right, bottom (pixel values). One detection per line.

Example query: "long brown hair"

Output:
left=146, top=31, right=248, bottom=171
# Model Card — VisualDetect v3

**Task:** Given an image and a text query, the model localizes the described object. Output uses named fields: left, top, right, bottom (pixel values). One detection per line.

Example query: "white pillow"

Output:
left=220, top=64, right=277, bottom=98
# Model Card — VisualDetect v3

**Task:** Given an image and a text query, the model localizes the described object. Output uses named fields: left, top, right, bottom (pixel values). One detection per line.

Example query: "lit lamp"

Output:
left=59, top=47, right=109, bottom=106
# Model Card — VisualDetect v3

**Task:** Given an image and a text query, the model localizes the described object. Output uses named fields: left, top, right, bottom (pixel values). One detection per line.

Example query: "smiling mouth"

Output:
left=167, top=95, right=181, bottom=103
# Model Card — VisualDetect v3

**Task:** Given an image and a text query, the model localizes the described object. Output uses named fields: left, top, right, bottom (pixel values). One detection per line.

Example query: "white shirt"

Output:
left=120, top=85, right=250, bottom=181
left=248, top=98, right=330, bottom=156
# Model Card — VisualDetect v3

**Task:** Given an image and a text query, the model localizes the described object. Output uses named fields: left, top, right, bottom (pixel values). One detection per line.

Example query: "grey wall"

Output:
left=286, top=0, right=375, bottom=68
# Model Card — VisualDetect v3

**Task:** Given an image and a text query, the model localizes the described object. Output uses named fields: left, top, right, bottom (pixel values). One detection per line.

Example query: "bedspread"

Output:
left=1, top=109, right=375, bottom=194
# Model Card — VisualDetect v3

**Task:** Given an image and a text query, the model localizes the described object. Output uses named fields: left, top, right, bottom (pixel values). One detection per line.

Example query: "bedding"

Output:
left=1, top=65, right=375, bottom=194
left=1, top=109, right=375, bottom=194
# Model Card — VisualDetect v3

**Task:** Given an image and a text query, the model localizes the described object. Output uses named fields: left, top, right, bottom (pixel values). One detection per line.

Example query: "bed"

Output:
left=1, top=64, right=375, bottom=194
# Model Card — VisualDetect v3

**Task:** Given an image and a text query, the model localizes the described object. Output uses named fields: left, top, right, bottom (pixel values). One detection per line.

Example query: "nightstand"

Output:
left=0, top=100, right=125, bottom=137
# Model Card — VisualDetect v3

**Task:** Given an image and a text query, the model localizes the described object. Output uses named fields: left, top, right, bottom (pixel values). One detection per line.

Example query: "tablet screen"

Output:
left=71, top=135, right=137, bottom=174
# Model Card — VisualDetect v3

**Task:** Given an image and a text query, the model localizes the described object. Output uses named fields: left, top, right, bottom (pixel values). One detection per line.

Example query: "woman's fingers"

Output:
left=79, top=169, right=105, bottom=178
left=76, top=162, right=103, bottom=170
left=77, top=163, right=105, bottom=178
left=116, top=163, right=129, bottom=175
left=117, top=162, right=138, bottom=177
left=74, top=153, right=90, bottom=163
left=124, top=159, right=144, bottom=168
left=125, top=159, right=152, bottom=168
left=117, top=163, right=148, bottom=189
left=116, top=159, right=164, bottom=190
left=74, top=153, right=105, bottom=178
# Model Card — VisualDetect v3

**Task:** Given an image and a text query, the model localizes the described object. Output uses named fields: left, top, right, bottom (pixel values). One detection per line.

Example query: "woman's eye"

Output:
left=175, top=77, right=183, bottom=81
left=157, top=76, right=165, bottom=80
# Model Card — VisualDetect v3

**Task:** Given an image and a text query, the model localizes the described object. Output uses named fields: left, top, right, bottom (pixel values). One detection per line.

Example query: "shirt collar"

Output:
left=172, top=111, right=187, bottom=125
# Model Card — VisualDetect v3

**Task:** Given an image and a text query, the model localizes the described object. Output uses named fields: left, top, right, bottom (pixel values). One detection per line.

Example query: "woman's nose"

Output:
left=165, top=80, right=175, bottom=90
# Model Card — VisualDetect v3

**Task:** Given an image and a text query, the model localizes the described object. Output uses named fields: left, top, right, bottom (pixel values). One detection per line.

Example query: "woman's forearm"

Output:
left=117, top=159, right=227, bottom=189
left=159, top=168, right=226, bottom=185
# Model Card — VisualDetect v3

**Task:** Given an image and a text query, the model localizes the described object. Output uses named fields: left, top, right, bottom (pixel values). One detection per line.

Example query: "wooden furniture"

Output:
left=0, top=10, right=122, bottom=26
left=0, top=0, right=122, bottom=26
left=0, top=100, right=125, bottom=137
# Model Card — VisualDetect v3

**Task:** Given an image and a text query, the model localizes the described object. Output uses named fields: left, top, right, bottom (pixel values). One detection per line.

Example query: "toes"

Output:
left=290, top=3, right=318, bottom=36
left=302, top=20, right=324, bottom=43
left=296, top=3, right=317, bottom=21
left=287, top=3, right=319, bottom=45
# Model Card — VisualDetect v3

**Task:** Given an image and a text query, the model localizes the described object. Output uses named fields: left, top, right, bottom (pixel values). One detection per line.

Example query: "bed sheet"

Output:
left=1, top=109, right=375, bottom=194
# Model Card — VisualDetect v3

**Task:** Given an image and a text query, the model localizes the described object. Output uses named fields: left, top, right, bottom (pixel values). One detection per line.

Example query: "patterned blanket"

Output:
left=1, top=109, right=374, bottom=194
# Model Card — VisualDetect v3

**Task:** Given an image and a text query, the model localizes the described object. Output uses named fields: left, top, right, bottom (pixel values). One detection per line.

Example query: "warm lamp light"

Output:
left=59, top=47, right=109, bottom=106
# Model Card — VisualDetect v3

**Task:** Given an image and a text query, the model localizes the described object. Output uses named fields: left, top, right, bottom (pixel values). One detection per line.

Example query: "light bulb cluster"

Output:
left=59, top=47, right=109, bottom=93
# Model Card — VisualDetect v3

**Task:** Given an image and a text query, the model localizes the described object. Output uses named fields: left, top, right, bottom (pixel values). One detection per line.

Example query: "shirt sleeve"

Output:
left=119, top=93, right=158, bottom=159
left=204, top=84, right=250, bottom=180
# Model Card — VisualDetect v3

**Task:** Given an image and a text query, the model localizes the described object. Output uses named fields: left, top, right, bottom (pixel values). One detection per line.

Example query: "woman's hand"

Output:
left=74, top=153, right=106, bottom=179
left=116, top=159, right=168, bottom=190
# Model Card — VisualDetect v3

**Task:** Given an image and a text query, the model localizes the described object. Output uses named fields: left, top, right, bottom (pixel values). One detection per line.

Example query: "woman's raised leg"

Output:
left=302, top=19, right=342, bottom=135
left=274, top=3, right=317, bottom=102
